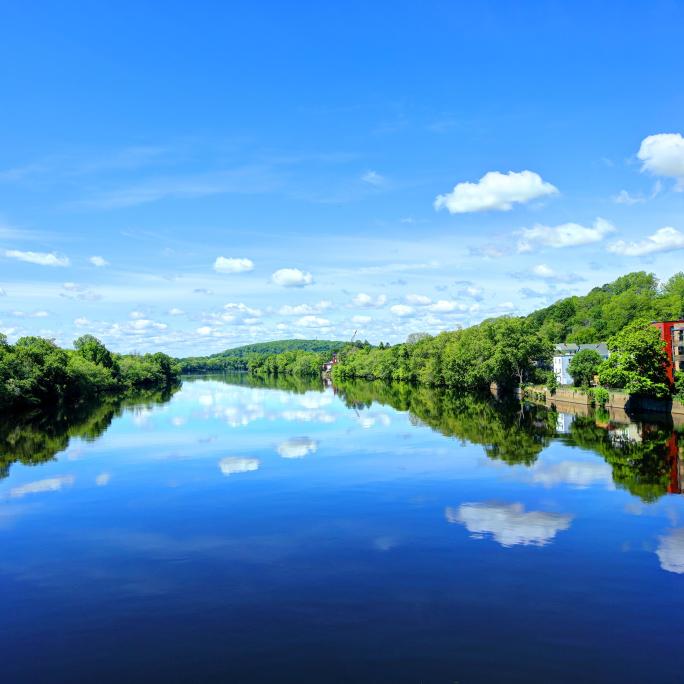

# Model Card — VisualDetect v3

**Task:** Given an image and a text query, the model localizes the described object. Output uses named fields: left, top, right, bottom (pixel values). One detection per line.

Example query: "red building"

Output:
left=652, top=320, right=684, bottom=383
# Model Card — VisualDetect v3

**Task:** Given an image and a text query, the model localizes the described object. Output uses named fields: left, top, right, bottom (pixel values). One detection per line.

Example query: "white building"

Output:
left=553, top=343, right=609, bottom=386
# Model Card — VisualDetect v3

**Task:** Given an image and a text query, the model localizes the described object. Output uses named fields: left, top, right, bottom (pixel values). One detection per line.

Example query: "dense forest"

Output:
left=179, top=338, right=346, bottom=372
left=0, top=333, right=181, bottom=410
left=333, top=271, right=684, bottom=398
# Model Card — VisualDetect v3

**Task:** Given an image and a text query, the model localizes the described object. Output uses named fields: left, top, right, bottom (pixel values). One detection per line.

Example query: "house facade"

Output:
left=553, top=343, right=610, bottom=386
left=651, top=320, right=684, bottom=383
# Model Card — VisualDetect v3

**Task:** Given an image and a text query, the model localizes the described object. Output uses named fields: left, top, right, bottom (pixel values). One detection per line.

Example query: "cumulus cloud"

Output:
left=428, top=299, right=467, bottom=313
left=279, top=300, right=331, bottom=315
left=446, top=502, right=572, bottom=547
left=74, top=317, right=90, bottom=326
left=657, top=528, right=684, bottom=574
left=197, top=326, right=213, bottom=335
left=517, top=218, right=615, bottom=252
left=637, top=133, right=684, bottom=186
left=434, top=170, right=558, bottom=214
left=214, top=256, right=254, bottom=273
left=406, top=294, right=432, bottom=306
left=353, top=292, right=387, bottom=307
left=218, top=457, right=260, bottom=476
left=277, top=437, right=318, bottom=459
left=224, top=302, right=262, bottom=317
left=4, top=249, right=70, bottom=267
left=10, top=475, right=75, bottom=498
left=296, top=315, right=330, bottom=328
left=607, top=226, right=684, bottom=257
left=89, top=255, right=109, bottom=267
left=168, top=307, right=184, bottom=315
left=390, top=304, right=414, bottom=317
left=272, top=268, right=313, bottom=287
left=352, top=315, right=372, bottom=324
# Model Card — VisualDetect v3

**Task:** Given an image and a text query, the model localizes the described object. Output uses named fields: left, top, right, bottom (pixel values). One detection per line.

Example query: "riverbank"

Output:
left=520, top=384, right=684, bottom=427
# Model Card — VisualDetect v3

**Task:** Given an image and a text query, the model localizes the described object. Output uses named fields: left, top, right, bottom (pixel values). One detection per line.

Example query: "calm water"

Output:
left=2, top=374, right=684, bottom=683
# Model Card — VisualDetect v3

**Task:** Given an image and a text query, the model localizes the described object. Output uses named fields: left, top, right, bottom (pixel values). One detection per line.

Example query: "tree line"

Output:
left=0, top=333, right=181, bottom=410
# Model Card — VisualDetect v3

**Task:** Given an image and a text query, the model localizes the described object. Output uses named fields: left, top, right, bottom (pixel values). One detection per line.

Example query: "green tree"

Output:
left=597, top=322, right=671, bottom=398
left=567, top=349, right=603, bottom=387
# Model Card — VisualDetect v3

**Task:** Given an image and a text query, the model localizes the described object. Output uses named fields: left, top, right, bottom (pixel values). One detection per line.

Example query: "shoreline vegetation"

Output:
left=0, top=333, right=181, bottom=411
left=177, top=272, right=684, bottom=406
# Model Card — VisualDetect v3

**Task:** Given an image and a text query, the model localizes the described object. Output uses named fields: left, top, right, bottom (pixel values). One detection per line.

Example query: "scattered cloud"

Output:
left=61, top=282, right=101, bottom=301
left=405, top=293, right=432, bottom=306
left=638, top=133, right=684, bottom=187
left=296, top=315, right=330, bottom=328
left=168, top=307, right=184, bottom=315
left=10, top=475, right=75, bottom=498
left=612, top=181, right=661, bottom=205
left=277, top=437, right=318, bottom=459
left=390, top=304, right=414, bottom=317
left=434, top=170, right=558, bottom=214
left=352, top=315, right=372, bottom=324
left=517, top=218, right=615, bottom=252
left=657, top=528, right=684, bottom=574
left=95, top=472, right=111, bottom=486
left=361, top=170, right=386, bottom=186
left=513, top=264, right=584, bottom=284
left=279, top=300, right=331, bottom=315
left=89, top=255, right=109, bottom=267
left=607, top=226, right=684, bottom=257
left=446, top=502, right=572, bottom=547
left=353, top=292, right=387, bottom=307
left=4, top=249, right=70, bottom=267
left=272, top=268, right=313, bottom=287
left=218, top=457, right=260, bottom=476
left=214, top=256, right=254, bottom=273
left=428, top=299, right=467, bottom=313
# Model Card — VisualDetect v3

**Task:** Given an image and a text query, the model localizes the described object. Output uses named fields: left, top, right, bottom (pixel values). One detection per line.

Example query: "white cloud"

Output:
left=530, top=460, right=613, bottom=488
left=224, top=302, right=262, bottom=317
left=428, top=299, right=467, bottom=313
left=4, top=249, right=70, bottom=267
left=517, top=218, right=615, bottom=252
left=218, top=457, right=260, bottom=476
left=518, top=264, right=583, bottom=283
left=10, top=475, right=75, bottom=498
left=277, top=437, right=318, bottom=459
left=390, top=304, right=414, bottom=317
left=95, top=472, right=111, bottom=486
left=637, top=133, right=684, bottom=186
left=296, top=315, right=330, bottom=328
left=214, top=256, right=254, bottom=274
left=657, top=528, right=684, bottom=574
left=279, top=300, right=332, bottom=315
left=0, top=288, right=6, bottom=297
left=129, top=318, right=167, bottom=331
left=612, top=190, right=644, bottom=205
left=197, top=326, right=213, bottom=335
left=168, top=307, right=184, bottom=315
left=74, top=317, right=90, bottom=326
left=607, top=226, right=684, bottom=257
left=272, top=268, right=313, bottom=287
left=353, top=292, right=387, bottom=307
left=89, top=255, right=109, bottom=267
left=434, top=170, right=558, bottom=214
left=446, top=502, right=572, bottom=547
left=361, top=170, right=386, bottom=186
left=352, top=315, right=372, bottom=324
left=406, top=294, right=432, bottom=305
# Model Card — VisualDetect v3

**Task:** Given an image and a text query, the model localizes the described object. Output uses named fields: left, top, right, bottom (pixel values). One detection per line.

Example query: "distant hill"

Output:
left=178, top=339, right=346, bottom=372
left=209, top=339, right=346, bottom=359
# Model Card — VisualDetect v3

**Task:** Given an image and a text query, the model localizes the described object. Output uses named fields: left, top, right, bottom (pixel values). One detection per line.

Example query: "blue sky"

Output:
left=1, top=1, right=684, bottom=355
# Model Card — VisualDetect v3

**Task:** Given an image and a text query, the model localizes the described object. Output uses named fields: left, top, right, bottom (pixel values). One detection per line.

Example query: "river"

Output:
left=1, top=373, right=683, bottom=683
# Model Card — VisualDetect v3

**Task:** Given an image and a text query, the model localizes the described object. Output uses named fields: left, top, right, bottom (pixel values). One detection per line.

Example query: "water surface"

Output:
left=2, top=374, right=683, bottom=683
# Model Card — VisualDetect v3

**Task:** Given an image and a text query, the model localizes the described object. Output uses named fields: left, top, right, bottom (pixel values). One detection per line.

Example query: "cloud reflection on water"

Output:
left=446, top=502, right=573, bottom=547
